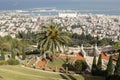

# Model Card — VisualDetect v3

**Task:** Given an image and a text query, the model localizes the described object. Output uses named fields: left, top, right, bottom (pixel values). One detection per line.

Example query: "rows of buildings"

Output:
left=0, top=11, right=120, bottom=41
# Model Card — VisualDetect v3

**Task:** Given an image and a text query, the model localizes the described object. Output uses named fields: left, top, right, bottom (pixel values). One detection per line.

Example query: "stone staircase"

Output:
left=26, top=56, right=37, bottom=67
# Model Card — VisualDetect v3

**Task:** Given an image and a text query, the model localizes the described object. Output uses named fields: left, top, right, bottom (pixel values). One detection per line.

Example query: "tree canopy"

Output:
left=106, top=56, right=113, bottom=77
left=74, top=60, right=88, bottom=72
left=114, top=53, right=120, bottom=77
left=36, top=23, right=72, bottom=56
left=91, top=56, right=97, bottom=75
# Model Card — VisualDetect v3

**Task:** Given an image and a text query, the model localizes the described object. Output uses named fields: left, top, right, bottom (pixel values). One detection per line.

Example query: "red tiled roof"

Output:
left=75, top=53, right=85, bottom=60
left=101, top=52, right=110, bottom=60
left=101, top=52, right=117, bottom=64
left=36, top=59, right=47, bottom=68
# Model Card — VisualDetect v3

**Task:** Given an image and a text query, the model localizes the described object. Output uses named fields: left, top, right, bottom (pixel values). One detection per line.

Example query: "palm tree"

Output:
left=36, top=23, right=72, bottom=58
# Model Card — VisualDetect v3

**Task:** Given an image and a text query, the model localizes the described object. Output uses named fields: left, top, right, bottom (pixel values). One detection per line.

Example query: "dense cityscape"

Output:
left=0, top=9, right=120, bottom=42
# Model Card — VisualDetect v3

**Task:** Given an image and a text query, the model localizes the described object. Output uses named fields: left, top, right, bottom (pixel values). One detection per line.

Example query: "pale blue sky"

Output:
left=0, top=0, right=120, bottom=10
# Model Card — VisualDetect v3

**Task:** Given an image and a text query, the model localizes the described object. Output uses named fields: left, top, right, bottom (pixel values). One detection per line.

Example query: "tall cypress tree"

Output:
left=22, top=52, right=26, bottom=60
left=91, top=56, right=97, bottom=75
left=106, top=56, right=113, bottom=77
left=114, top=52, right=120, bottom=77
left=11, top=39, right=15, bottom=59
left=21, top=39, right=26, bottom=60
left=22, top=34, right=26, bottom=60
left=97, top=54, right=102, bottom=71
left=11, top=50, right=15, bottom=59
left=1, top=49, right=5, bottom=60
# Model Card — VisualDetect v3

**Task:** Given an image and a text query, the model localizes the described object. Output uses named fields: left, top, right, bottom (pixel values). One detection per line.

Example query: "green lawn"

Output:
left=0, top=65, right=84, bottom=80
left=0, top=65, right=105, bottom=80
left=47, top=58, right=73, bottom=68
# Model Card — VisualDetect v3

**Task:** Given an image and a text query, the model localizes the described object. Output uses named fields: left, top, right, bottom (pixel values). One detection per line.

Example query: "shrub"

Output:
left=1, top=50, right=5, bottom=60
left=22, top=52, right=26, bottom=60
left=7, top=58, right=19, bottom=65
left=63, top=63, right=73, bottom=70
left=0, top=60, right=8, bottom=65
left=108, top=75, right=120, bottom=80
left=11, top=52, right=15, bottom=59
left=67, top=63, right=75, bottom=70
left=98, top=70, right=106, bottom=76
left=74, top=60, right=88, bottom=72
left=25, top=50, right=40, bottom=55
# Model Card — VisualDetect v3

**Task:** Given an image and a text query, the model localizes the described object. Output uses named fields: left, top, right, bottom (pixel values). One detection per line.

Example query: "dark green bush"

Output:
left=74, top=60, right=88, bottom=72
left=62, top=63, right=75, bottom=71
left=25, top=49, right=40, bottom=55
left=7, top=58, right=19, bottom=65
left=22, top=52, right=26, bottom=60
left=1, top=50, right=5, bottom=60
left=96, top=70, right=106, bottom=76
left=85, top=76, right=105, bottom=80
left=107, top=75, right=120, bottom=80
left=0, top=60, right=8, bottom=65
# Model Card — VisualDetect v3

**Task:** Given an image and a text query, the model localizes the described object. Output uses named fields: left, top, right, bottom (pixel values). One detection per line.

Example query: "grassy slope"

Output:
left=0, top=65, right=84, bottom=80
left=47, top=58, right=73, bottom=68
left=0, top=65, right=105, bottom=80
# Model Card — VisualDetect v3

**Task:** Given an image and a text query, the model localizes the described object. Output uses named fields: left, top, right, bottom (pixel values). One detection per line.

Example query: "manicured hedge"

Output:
left=7, top=58, right=19, bottom=65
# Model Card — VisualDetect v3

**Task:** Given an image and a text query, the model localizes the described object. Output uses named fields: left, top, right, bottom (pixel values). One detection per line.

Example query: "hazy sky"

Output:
left=0, top=0, right=120, bottom=10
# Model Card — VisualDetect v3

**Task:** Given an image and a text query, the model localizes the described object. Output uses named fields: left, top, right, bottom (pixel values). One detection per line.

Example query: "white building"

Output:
left=58, top=13, right=77, bottom=18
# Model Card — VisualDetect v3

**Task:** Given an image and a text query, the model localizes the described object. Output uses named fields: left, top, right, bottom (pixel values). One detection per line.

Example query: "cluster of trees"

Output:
left=97, top=38, right=114, bottom=46
left=16, top=27, right=116, bottom=49
left=71, top=33, right=96, bottom=46
left=0, top=35, right=23, bottom=53
left=0, top=35, right=26, bottom=61
left=0, top=47, right=19, bottom=65
left=91, top=51, right=120, bottom=80
left=16, top=31, right=37, bottom=45
left=71, top=33, right=114, bottom=47
left=62, top=59, right=88, bottom=73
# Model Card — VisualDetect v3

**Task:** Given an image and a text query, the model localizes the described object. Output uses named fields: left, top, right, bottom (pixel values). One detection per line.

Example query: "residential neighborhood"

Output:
left=0, top=11, right=120, bottom=42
